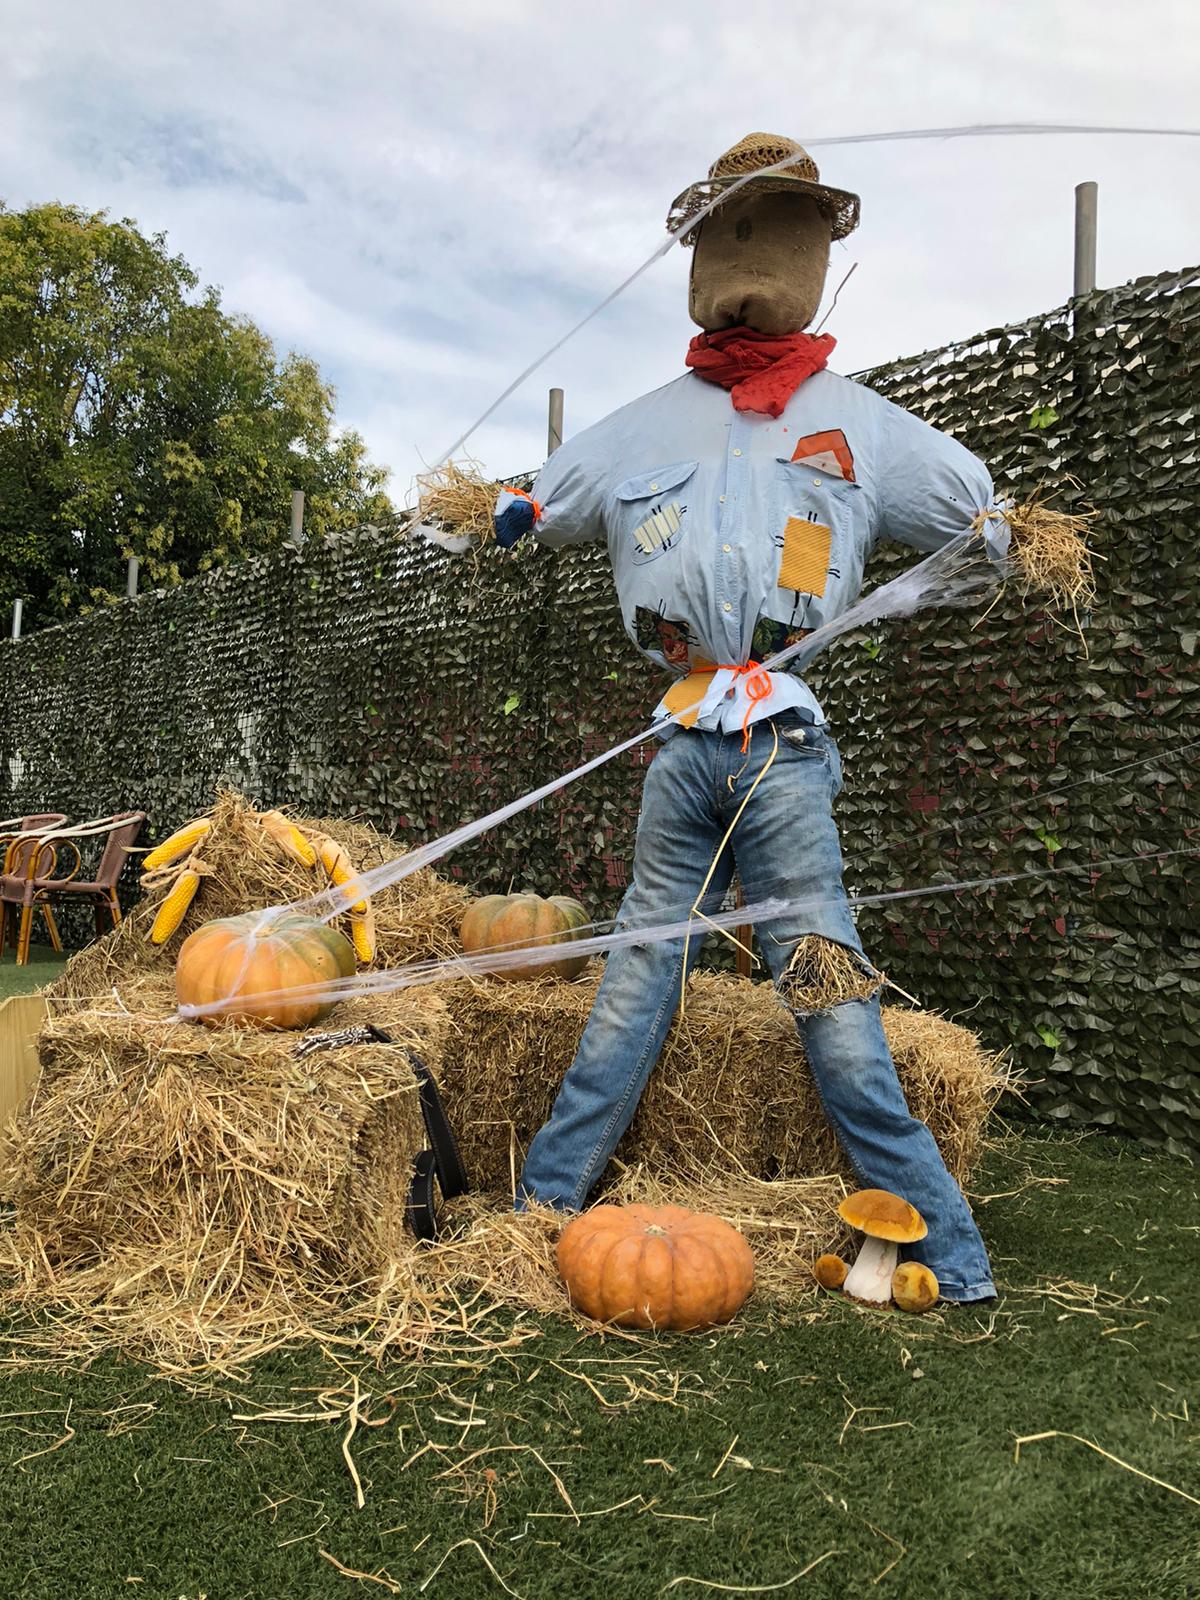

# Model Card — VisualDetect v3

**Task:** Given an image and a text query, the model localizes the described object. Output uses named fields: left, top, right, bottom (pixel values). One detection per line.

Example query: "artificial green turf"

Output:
left=0, top=945, right=67, bottom=1000
left=2, top=1133, right=1197, bottom=1600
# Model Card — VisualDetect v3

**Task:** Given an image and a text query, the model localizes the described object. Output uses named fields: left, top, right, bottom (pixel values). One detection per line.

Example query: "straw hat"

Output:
left=667, top=132, right=860, bottom=245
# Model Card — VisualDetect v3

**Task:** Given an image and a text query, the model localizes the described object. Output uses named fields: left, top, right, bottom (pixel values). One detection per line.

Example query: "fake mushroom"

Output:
left=837, top=1189, right=927, bottom=1305
left=892, top=1261, right=940, bottom=1313
left=813, top=1253, right=849, bottom=1290
left=812, top=1254, right=851, bottom=1292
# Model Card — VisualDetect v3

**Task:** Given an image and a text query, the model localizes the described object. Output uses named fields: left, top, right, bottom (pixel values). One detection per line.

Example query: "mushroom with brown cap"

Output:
left=892, top=1261, right=940, bottom=1313
left=837, top=1189, right=928, bottom=1305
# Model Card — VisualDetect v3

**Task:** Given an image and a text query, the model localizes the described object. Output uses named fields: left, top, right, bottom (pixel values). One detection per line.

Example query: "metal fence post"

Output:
left=1073, top=181, right=1098, bottom=298
left=291, top=489, right=306, bottom=546
left=126, top=556, right=140, bottom=598
left=10, top=597, right=22, bottom=641
left=547, top=388, right=564, bottom=456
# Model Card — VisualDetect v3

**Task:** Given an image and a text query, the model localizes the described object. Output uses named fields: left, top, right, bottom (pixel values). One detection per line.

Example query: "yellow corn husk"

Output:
left=350, top=902, right=376, bottom=965
left=142, top=819, right=211, bottom=871
left=257, top=809, right=318, bottom=868
left=149, top=869, right=201, bottom=944
left=316, top=836, right=369, bottom=915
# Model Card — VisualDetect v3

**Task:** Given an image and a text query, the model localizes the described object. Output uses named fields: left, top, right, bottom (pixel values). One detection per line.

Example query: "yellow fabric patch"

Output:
left=778, top=517, right=832, bottom=596
left=662, top=669, right=718, bottom=727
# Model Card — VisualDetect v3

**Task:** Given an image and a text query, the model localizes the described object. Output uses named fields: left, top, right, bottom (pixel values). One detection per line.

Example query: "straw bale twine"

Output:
left=432, top=969, right=1009, bottom=1195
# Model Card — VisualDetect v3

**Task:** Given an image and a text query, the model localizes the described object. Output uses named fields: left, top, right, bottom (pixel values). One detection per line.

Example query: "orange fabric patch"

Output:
left=790, top=428, right=856, bottom=482
left=778, top=518, right=832, bottom=596
left=662, top=670, right=718, bottom=727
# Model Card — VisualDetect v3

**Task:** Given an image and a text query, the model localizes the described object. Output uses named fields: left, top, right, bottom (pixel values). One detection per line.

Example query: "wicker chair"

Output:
left=0, top=816, right=70, bottom=953
left=0, top=813, right=69, bottom=834
left=0, top=812, right=146, bottom=965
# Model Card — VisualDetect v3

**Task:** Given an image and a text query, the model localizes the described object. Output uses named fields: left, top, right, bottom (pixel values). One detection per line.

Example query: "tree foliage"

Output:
left=0, top=202, right=392, bottom=627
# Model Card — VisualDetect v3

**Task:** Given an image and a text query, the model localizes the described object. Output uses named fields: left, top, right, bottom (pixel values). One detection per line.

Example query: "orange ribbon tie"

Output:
left=714, top=663, right=775, bottom=753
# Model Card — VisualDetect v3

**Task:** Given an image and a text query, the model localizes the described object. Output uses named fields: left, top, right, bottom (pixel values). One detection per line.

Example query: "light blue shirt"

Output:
left=529, top=368, right=1008, bottom=732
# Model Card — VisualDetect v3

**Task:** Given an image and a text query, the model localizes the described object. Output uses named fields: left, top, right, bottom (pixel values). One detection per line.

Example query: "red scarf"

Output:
left=685, top=328, right=835, bottom=418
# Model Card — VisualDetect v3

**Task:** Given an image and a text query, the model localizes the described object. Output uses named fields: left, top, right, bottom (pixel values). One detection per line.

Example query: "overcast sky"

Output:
left=2, top=1, right=1197, bottom=499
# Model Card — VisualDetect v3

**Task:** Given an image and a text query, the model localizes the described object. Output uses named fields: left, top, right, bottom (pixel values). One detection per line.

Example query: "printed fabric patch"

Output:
left=790, top=428, right=856, bottom=482
left=751, top=616, right=813, bottom=664
left=778, top=516, right=832, bottom=596
left=634, top=604, right=694, bottom=667
left=630, top=499, right=687, bottom=564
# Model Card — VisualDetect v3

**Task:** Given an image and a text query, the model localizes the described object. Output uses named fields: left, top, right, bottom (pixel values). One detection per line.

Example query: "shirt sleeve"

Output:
left=527, top=430, right=608, bottom=549
left=873, top=398, right=1010, bottom=563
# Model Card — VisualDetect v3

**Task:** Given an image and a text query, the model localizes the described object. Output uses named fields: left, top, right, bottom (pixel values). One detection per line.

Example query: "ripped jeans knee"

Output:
left=778, top=933, right=883, bottom=1020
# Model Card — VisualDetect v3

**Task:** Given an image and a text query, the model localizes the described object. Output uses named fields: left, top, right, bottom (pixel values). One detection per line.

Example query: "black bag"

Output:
left=293, top=1024, right=468, bottom=1240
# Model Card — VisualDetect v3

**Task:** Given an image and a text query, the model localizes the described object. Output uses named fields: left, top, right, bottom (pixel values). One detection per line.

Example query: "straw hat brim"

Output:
left=667, top=173, right=861, bottom=245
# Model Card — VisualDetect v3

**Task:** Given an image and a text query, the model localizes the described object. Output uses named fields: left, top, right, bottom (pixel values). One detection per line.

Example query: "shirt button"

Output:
left=722, top=543, right=732, bottom=553
left=812, top=478, right=821, bottom=486
left=650, top=483, right=659, bottom=491
left=722, top=602, right=733, bottom=613
left=732, top=448, right=742, bottom=457
left=718, top=494, right=727, bottom=504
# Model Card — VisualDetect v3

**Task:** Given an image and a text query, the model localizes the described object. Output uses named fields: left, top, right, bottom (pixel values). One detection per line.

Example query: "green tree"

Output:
left=0, top=202, right=392, bottom=627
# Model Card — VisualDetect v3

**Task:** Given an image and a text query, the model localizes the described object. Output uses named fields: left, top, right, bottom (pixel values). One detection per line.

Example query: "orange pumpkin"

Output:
left=176, top=912, right=356, bottom=1029
left=556, top=1203, right=755, bottom=1330
left=459, top=892, right=590, bottom=981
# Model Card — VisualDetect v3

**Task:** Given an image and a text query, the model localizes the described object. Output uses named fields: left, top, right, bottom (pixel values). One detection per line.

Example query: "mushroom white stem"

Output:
left=842, top=1234, right=898, bottom=1304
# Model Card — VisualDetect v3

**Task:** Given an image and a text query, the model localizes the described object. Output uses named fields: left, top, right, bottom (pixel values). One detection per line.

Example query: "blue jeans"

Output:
left=519, top=714, right=995, bottom=1303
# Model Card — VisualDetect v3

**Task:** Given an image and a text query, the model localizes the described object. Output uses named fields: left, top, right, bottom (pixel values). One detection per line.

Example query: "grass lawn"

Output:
left=0, top=946, right=67, bottom=1001
left=2, top=1131, right=1197, bottom=1600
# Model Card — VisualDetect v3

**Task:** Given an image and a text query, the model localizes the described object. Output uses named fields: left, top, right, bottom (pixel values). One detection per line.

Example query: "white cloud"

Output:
left=2, top=0, right=1197, bottom=494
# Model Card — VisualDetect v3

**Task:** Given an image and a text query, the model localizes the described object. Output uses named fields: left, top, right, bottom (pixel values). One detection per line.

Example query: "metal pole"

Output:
left=1073, top=181, right=1098, bottom=297
left=11, top=598, right=22, bottom=641
left=290, top=489, right=306, bottom=545
left=547, top=388, right=564, bottom=457
left=126, top=555, right=139, bottom=598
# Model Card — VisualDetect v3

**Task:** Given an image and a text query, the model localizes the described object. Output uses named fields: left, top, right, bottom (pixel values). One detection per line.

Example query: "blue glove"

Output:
left=494, top=490, right=538, bottom=549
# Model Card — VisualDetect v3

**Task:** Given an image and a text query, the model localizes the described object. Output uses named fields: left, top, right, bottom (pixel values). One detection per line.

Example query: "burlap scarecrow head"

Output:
left=667, top=133, right=860, bottom=337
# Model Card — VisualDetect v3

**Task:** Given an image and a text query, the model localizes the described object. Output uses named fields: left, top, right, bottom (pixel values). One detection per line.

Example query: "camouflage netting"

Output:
left=1, top=266, right=1197, bottom=1152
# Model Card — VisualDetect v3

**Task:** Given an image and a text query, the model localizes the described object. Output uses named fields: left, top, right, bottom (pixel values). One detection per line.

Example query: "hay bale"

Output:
left=48, top=790, right=468, bottom=1008
left=1, top=974, right=448, bottom=1366
left=763, top=1003, right=1010, bottom=1185
left=433, top=970, right=1009, bottom=1193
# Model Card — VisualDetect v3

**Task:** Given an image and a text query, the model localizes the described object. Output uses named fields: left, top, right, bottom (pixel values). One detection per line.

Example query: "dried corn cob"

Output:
left=315, top=836, right=368, bottom=914
left=258, top=808, right=318, bottom=867
left=150, top=869, right=201, bottom=944
left=350, top=901, right=376, bottom=964
left=143, top=818, right=211, bottom=871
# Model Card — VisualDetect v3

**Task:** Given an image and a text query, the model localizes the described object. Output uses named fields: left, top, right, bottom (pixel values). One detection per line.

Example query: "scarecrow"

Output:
left=461, top=133, right=1083, bottom=1304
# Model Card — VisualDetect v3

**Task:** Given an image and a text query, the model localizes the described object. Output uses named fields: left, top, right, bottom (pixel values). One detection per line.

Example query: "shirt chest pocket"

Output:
left=611, top=460, right=699, bottom=566
left=771, top=460, right=865, bottom=600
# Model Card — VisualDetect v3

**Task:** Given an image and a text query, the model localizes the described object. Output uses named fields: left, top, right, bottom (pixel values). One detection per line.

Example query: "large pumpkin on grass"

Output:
left=460, top=892, right=590, bottom=981
left=557, top=1203, right=755, bottom=1330
left=176, top=912, right=356, bottom=1029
